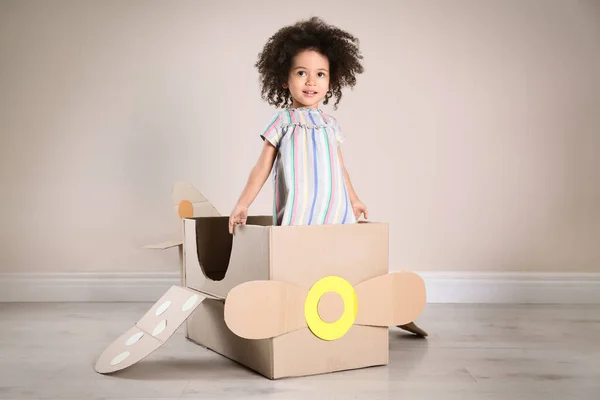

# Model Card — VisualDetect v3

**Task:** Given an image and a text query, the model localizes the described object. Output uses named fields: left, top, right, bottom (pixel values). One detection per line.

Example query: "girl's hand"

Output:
left=229, top=203, right=249, bottom=234
left=352, top=199, right=368, bottom=221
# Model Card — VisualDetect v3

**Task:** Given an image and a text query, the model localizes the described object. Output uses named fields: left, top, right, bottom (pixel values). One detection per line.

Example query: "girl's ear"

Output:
left=282, top=82, right=289, bottom=89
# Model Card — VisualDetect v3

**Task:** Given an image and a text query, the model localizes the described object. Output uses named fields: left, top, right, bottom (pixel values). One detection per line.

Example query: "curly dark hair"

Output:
left=255, top=17, right=364, bottom=110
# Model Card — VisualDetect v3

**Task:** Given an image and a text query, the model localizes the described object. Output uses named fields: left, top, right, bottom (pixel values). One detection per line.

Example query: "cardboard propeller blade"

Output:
left=224, top=281, right=308, bottom=339
left=95, top=286, right=206, bottom=374
left=354, top=271, right=426, bottom=327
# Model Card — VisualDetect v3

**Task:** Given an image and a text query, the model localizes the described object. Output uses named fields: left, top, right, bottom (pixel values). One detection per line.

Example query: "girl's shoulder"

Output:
left=261, top=108, right=346, bottom=145
left=267, top=107, right=341, bottom=130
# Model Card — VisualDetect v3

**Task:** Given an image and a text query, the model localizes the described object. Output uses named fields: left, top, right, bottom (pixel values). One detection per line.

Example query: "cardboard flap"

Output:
left=95, top=285, right=205, bottom=374
left=224, top=281, right=308, bottom=339
left=354, top=271, right=426, bottom=327
left=172, top=181, right=210, bottom=204
left=143, top=237, right=183, bottom=249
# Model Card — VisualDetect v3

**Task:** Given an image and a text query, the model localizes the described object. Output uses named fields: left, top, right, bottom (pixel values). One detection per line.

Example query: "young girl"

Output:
left=228, top=17, right=427, bottom=338
left=229, top=16, right=367, bottom=232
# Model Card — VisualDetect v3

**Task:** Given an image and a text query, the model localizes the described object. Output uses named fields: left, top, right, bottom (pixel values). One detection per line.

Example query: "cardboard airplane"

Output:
left=94, top=183, right=428, bottom=379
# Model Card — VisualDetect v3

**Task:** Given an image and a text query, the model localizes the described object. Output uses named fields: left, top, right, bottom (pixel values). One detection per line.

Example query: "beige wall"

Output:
left=1, top=0, right=599, bottom=274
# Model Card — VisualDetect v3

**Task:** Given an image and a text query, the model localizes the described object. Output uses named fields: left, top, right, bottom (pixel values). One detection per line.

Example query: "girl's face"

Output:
left=284, top=49, right=330, bottom=109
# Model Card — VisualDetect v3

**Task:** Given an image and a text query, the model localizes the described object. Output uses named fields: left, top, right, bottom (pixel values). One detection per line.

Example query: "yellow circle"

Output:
left=304, top=276, right=358, bottom=341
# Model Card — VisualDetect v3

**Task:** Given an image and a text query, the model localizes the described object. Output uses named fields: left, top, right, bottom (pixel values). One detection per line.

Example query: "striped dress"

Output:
left=260, top=107, right=357, bottom=227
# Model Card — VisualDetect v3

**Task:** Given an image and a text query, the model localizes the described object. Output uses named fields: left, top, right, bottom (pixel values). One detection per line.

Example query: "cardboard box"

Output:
left=182, top=216, right=393, bottom=379
left=94, top=183, right=427, bottom=379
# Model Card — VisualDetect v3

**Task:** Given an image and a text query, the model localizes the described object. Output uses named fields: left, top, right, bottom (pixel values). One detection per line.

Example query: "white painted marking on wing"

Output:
left=153, top=320, right=167, bottom=336
left=125, top=332, right=144, bottom=346
left=110, top=351, right=130, bottom=366
left=182, top=294, right=199, bottom=312
left=156, top=300, right=172, bottom=316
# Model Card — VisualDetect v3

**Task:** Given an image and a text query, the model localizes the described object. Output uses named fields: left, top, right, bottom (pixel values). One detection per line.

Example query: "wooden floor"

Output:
left=0, top=302, right=598, bottom=399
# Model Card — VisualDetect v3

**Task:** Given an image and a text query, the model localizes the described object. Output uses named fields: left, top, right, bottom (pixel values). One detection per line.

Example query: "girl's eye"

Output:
left=318, top=72, right=326, bottom=78
left=297, top=71, right=306, bottom=76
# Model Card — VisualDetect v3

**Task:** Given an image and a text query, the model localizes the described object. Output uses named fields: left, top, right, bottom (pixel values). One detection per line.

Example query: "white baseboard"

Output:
left=419, top=272, right=600, bottom=304
left=0, top=272, right=180, bottom=302
left=0, top=271, right=599, bottom=304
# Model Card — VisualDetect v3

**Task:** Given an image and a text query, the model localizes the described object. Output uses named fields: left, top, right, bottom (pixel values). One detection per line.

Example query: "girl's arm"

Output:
left=338, top=147, right=359, bottom=203
left=229, top=141, right=277, bottom=233
left=234, top=141, right=278, bottom=208
left=338, top=147, right=369, bottom=220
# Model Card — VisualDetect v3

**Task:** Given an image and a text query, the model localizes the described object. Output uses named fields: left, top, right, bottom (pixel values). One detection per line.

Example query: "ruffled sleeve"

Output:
left=260, top=111, right=284, bottom=149
left=325, top=114, right=345, bottom=145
